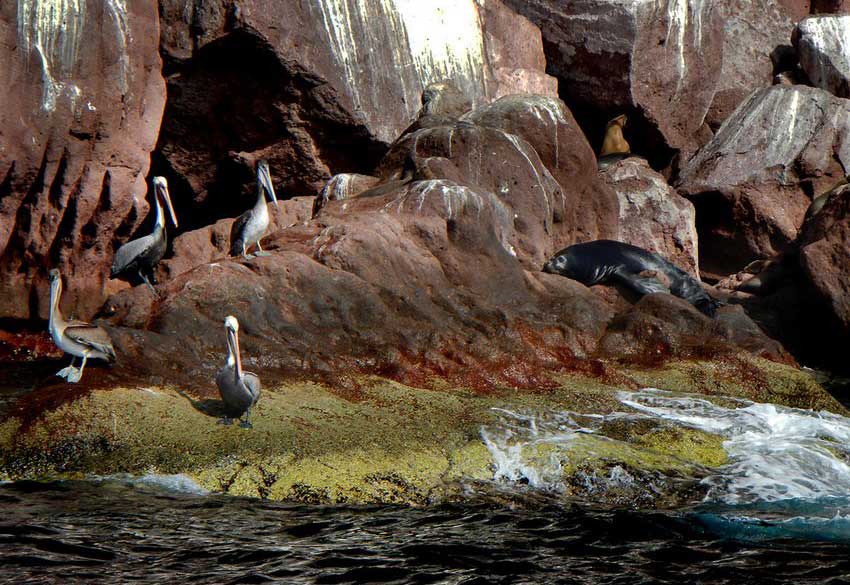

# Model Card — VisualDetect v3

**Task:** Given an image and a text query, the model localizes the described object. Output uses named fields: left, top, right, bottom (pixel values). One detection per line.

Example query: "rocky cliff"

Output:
left=2, top=0, right=850, bottom=432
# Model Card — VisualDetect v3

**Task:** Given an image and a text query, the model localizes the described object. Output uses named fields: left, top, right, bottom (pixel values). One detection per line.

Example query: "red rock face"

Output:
left=502, top=0, right=724, bottom=163
left=799, top=187, right=850, bottom=333
left=0, top=1, right=165, bottom=321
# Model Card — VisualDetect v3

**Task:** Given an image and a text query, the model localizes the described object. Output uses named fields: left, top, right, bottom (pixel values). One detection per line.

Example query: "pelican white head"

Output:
left=153, top=176, right=179, bottom=228
left=257, top=160, right=278, bottom=208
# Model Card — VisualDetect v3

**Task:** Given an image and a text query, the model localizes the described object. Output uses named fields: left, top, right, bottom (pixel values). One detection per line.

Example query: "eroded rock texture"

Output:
left=0, top=1, right=166, bottom=320
left=154, top=0, right=557, bottom=233
left=678, top=85, right=850, bottom=275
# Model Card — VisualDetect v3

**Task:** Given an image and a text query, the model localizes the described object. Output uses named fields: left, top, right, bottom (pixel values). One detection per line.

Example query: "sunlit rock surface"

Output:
left=601, top=157, right=699, bottom=275
left=0, top=0, right=166, bottom=320
left=678, top=85, right=850, bottom=275
left=796, top=15, right=850, bottom=98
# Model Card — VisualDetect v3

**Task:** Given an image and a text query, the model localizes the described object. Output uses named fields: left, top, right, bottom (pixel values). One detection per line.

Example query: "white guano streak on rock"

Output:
left=387, top=179, right=516, bottom=255
left=315, top=0, right=486, bottom=140
left=16, top=0, right=87, bottom=111
left=105, top=0, right=130, bottom=93
left=663, top=0, right=706, bottom=90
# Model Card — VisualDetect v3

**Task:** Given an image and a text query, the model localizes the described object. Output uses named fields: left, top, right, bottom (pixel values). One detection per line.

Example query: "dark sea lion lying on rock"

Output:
left=543, top=240, right=723, bottom=317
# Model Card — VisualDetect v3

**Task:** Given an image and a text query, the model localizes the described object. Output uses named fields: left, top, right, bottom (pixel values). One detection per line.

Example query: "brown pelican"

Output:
left=111, top=176, right=179, bottom=292
left=215, top=315, right=261, bottom=428
left=48, top=269, right=116, bottom=383
left=230, top=160, right=278, bottom=259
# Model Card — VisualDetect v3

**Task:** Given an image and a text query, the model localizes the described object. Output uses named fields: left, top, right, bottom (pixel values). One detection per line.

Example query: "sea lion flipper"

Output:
left=611, top=268, right=670, bottom=296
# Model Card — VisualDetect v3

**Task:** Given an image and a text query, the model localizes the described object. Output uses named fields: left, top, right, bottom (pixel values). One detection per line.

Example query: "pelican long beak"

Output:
left=259, top=164, right=278, bottom=209
left=232, top=327, right=243, bottom=379
left=158, top=180, right=179, bottom=228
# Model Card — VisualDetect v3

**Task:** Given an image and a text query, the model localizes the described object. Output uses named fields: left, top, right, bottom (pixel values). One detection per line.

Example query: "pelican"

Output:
left=230, top=160, right=278, bottom=259
left=111, top=176, right=179, bottom=292
left=215, top=315, right=261, bottom=428
left=48, top=269, right=116, bottom=383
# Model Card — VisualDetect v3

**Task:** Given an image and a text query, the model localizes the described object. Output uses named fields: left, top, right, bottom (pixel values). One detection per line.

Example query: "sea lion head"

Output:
left=542, top=251, right=576, bottom=278
left=607, top=114, right=627, bottom=129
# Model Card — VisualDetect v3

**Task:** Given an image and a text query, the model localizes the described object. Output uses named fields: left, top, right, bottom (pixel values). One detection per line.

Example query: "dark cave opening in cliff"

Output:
left=148, top=29, right=386, bottom=237
left=553, top=79, right=678, bottom=175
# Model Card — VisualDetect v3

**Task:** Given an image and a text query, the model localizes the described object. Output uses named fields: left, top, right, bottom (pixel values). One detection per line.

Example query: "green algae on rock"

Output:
left=0, top=354, right=843, bottom=505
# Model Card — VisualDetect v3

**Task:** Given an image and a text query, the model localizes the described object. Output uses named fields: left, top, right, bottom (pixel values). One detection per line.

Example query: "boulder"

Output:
left=0, top=1, right=166, bottom=320
left=154, top=0, right=558, bottom=233
left=706, top=0, right=798, bottom=129
left=678, top=85, right=850, bottom=275
left=600, top=158, right=699, bottom=275
left=795, top=15, right=850, bottom=98
left=597, top=294, right=791, bottom=364
left=502, top=0, right=724, bottom=159
left=798, top=183, right=850, bottom=333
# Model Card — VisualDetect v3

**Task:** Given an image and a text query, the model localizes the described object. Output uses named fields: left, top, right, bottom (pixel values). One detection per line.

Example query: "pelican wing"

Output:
left=243, top=372, right=261, bottom=404
left=65, top=324, right=117, bottom=362
left=229, top=210, right=252, bottom=256
left=111, top=233, right=156, bottom=277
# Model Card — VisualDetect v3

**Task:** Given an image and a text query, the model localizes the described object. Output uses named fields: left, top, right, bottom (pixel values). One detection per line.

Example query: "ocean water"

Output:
left=5, top=389, right=850, bottom=583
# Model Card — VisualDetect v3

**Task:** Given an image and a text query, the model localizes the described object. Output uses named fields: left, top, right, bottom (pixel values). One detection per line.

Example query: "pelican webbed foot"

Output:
left=57, top=358, right=78, bottom=380
left=65, top=368, right=84, bottom=383
left=56, top=366, right=77, bottom=380
left=242, top=253, right=256, bottom=260
left=217, top=416, right=234, bottom=426
left=254, top=241, right=270, bottom=257
left=238, top=419, right=253, bottom=429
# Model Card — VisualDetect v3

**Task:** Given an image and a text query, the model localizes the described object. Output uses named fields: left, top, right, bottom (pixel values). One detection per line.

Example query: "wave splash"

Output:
left=481, top=389, right=850, bottom=541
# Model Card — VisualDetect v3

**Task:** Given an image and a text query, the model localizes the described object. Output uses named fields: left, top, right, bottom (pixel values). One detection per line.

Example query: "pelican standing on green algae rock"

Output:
left=216, top=316, right=261, bottom=428
left=48, top=269, right=116, bottom=383
left=230, top=159, right=278, bottom=259
left=110, top=176, right=179, bottom=293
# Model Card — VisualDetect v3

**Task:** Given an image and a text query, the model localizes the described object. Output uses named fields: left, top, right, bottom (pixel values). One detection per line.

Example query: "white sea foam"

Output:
left=99, top=473, right=209, bottom=495
left=620, top=389, right=850, bottom=505
left=481, top=388, right=850, bottom=507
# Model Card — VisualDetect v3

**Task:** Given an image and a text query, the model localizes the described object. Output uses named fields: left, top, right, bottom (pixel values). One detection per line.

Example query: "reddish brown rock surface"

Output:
left=678, top=85, right=850, bottom=275
left=99, top=95, right=785, bottom=389
left=706, top=0, right=797, bottom=129
left=798, top=184, right=850, bottom=333
left=0, top=1, right=165, bottom=321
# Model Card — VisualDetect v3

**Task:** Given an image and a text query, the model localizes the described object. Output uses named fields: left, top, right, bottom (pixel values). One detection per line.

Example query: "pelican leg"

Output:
left=242, top=242, right=255, bottom=260
left=138, top=270, right=157, bottom=295
left=239, top=408, right=253, bottom=429
left=254, top=240, right=270, bottom=257
left=217, top=416, right=234, bottom=426
left=56, top=357, right=78, bottom=380
left=66, top=354, right=88, bottom=384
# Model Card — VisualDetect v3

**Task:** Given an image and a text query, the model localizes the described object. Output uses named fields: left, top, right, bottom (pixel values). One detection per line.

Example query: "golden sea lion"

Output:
left=601, top=114, right=630, bottom=156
